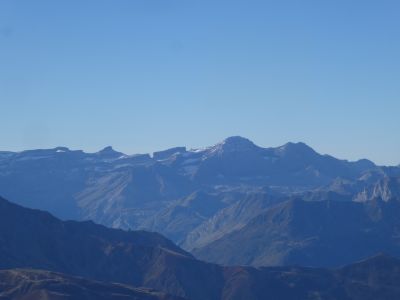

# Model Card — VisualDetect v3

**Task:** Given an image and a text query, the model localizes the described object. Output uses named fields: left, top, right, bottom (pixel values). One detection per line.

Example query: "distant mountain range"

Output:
left=2, top=196, right=400, bottom=300
left=0, top=136, right=400, bottom=268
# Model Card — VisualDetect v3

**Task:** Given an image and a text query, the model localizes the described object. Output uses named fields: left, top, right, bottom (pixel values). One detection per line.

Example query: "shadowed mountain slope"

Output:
left=193, top=198, right=400, bottom=267
left=0, top=269, right=186, bottom=300
left=1, top=196, right=400, bottom=300
left=220, top=254, right=400, bottom=300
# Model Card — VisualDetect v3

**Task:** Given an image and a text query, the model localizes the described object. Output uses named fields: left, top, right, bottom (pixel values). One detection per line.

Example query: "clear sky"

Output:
left=1, top=0, right=399, bottom=165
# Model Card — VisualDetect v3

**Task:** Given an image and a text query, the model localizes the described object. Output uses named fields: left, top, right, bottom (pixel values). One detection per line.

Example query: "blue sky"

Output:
left=1, top=0, right=399, bottom=165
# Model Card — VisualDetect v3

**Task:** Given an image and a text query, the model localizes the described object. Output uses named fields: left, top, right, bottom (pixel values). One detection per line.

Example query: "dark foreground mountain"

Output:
left=193, top=197, right=400, bottom=267
left=219, top=254, right=400, bottom=300
left=0, top=269, right=186, bottom=300
left=0, top=196, right=210, bottom=299
left=1, top=196, right=400, bottom=300
left=2, top=256, right=400, bottom=300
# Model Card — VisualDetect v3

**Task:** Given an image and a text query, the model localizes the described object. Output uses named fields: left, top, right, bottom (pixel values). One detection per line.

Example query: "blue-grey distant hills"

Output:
left=1, top=136, right=399, bottom=267
left=193, top=196, right=400, bottom=267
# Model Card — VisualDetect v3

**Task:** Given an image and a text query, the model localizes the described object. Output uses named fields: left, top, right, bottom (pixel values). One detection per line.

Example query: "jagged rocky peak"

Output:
left=372, top=176, right=400, bottom=202
left=97, top=146, right=125, bottom=158
left=99, top=146, right=115, bottom=153
left=355, top=176, right=400, bottom=203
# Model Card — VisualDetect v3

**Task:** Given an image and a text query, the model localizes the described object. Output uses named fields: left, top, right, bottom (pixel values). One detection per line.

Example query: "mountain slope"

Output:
left=0, top=196, right=230, bottom=300
left=2, top=196, right=400, bottom=300
left=220, top=254, right=400, bottom=300
left=3, top=255, right=400, bottom=300
left=182, top=191, right=279, bottom=250
left=193, top=198, right=400, bottom=267
left=0, top=269, right=186, bottom=300
left=0, top=195, right=201, bottom=297
left=142, top=191, right=228, bottom=244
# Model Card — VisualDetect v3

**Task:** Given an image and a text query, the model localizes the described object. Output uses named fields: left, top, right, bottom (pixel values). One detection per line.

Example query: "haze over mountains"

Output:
left=193, top=197, right=400, bottom=267
left=2, top=195, right=400, bottom=300
left=1, top=136, right=400, bottom=269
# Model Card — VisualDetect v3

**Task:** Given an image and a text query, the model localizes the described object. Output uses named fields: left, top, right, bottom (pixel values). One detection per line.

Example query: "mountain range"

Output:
left=2, top=195, right=400, bottom=300
left=193, top=197, right=400, bottom=267
left=1, top=136, right=400, bottom=269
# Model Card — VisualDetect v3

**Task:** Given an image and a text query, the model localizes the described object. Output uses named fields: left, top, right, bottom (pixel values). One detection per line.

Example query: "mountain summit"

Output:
left=213, top=136, right=259, bottom=152
left=97, top=146, right=125, bottom=159
left=276, top=141, right=318, bottom=157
